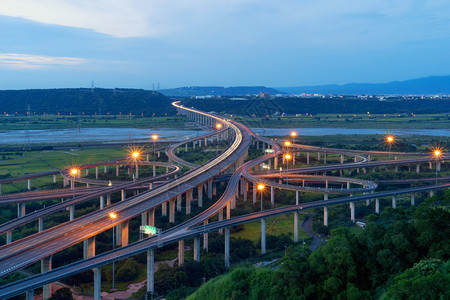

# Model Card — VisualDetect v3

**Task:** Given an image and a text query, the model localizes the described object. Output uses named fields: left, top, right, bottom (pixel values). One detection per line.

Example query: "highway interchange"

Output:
left=0, top=101, right=448, bottom=299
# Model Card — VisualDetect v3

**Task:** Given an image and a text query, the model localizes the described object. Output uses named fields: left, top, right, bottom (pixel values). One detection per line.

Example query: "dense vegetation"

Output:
left=181, top=97, right=450, bottom=115
left=188, top=193, right=450, bottom=299
left=0, top=88, right=175, bottom=115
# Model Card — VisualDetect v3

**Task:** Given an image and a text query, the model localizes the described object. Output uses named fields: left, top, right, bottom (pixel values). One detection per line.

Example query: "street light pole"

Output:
left=70, top=168, right=78, bottom=199
left=109, top=212, right=117, bottom=290
left=386, top=135, right=394, bottom=160
left=152, top=134, right=158, bottom=163
left=257, top=184, right=265, bottom=211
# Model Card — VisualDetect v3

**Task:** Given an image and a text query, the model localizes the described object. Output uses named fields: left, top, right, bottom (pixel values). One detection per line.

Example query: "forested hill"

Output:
left=181, top=97, right=450, bottom=115
left=0, top=88, right=176, bottom=115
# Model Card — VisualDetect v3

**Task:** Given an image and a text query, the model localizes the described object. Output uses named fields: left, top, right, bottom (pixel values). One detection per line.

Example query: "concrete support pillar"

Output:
left=274, top=157, right=278, bottom=169
left=95, top=167, right=99, bottom=180
left=203, top=220, right=209, bottom=251
left=107, top=194, right=111, bottom=206
left=27, top=178, right=31, bottom=190
left=69, top=205, right=75, bottom=221
left=226, top=202, right=231, bottom=219
left=93, top=267, right=101, bottom=300
left=437, top=161, right=441, bottom=172
left=411, top=194, right=415, bottom=206
left=212, top=182, right=217, bottom=196
left=296, top=190, right=299, bottom=205
left=395, top=165, right=398, bottom=172
left=121, top=220, right=129, bottom=247
left=270, top=186, right=274, bottom=206
left=294, top=211, right=299, bottom=243
left=324, top=193, right=328, bottom=201
left=26, top=290, right=34, bottom=300
left=375, top=198, right=380, bottom=214
left=231, top=192, right=236, bottom=209
left=147, top=208, right=155, bottom=227
left=178, top=240, right=185, bottom=266
left=83, top=236, right=96, bottom=259
left=429, top=190, right=434, bottom=197
left=18, top=203, right=26, bottom=218
left=416, top=164, right=421, bottom=173
left=194, top=236, right=201, bottom=262
left=41, top=256, right=52, bottom=300
left=121, top=189, right=126, bottom=201
left=53, top=175, right=56, bottom=183
left=177, top=194, right=182, bottom=212
left=100, top=196, right=105, bottom=209
left=197, top=184, right=203, bottom=207
left=162, top=202, right=167, bottom=217
left=253, top=184, right=257, bottom=204
left=218, top=209, right=223, bottom=234
left=341, top=155, right=344, bottom=164
left=169, top=198, right=176, bottom=223
left=141, top=211, right=147, bottom=226
left=208, top=179, right=213, bottom=200
left=186, top=190, right=192, bottom=215
left=306, top=152, right=310, bottom=164
left=324, top=207, right=328, bottom=226
left=116, top=165, right=119, bottom=177
left=115, top=225, right=122, bottom=247
left=6, top=230, right=12, bottom=244
left=392, top=196, right=397, bottom=209
left=261, top=218, right=266, bottom=254
left=147, top=249, right=154, bottom=294
left=324, top=153, right=327, bottom=164
left=350, top=202, right=355, bottom=223
left=325, top=180, right=328, bottom=189
left=224, top=228, right=230, bottom=269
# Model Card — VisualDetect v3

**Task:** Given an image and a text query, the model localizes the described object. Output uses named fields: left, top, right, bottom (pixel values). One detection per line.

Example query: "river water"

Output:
left=0, top=127, right=449, bottom=145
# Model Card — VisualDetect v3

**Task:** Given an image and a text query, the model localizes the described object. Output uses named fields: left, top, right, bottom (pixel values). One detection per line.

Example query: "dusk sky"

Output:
left=0, top=0, right=449, bottom=89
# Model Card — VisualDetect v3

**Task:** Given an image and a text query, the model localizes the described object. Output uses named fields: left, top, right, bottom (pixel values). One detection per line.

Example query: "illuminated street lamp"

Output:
left=151, top=134, right=158, bottom=162
left=432, top=148, right=443, bottom=184
left=386, top=135, right=394, bottom=160
left=290, top=131, right=297, bottom=144
left=284, top=154, right=292, bottom=185
left=70, top=168, right=78, bottom=199
left=257, top=184, right=265, bottom=211
left=109, top=212, right=118, bottom=290
left=216, top=123, right=222, bottom=130
left=131, top=151, right=140, bottom=179
left=284, top=141, right=291, bottom=148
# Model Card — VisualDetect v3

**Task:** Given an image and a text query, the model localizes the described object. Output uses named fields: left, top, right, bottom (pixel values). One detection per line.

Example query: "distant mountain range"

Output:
left=159, top=76, right=450, bottom=96
left=277, top=76, right=450, bottom=95
left=159, top=86, right=280, bottom=97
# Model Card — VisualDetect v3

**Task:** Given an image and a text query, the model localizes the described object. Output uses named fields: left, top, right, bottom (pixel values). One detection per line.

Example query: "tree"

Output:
left=382, top=258, right=449, bottom=299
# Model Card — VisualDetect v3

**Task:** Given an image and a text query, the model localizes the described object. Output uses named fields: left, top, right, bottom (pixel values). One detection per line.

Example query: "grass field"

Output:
left=233, top=113, right=450, bottom=129
left=231, top=213, right=310, bottom=242
left=0, top=115, right=188, bottom=130
left=0, top=146, right=127, bottom=193
left=1, top=113, right=450, bottom=131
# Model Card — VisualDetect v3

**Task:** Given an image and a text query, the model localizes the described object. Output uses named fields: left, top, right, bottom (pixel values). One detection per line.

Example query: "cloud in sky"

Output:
left=0, top=53, right=87, bottom=69
left=0, top=0, right=449, bottom=88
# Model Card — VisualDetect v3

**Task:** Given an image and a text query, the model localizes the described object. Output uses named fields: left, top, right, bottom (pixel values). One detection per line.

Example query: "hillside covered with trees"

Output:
left=0, top=88, right=176, bottom=116
left=181, top=97, right=450, bottom=115
left=187, top=194, right=450, bottom=300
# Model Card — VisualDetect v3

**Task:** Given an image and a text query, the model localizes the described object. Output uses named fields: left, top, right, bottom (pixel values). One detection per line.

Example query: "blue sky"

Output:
left=0, top=0, right=449, bottom=89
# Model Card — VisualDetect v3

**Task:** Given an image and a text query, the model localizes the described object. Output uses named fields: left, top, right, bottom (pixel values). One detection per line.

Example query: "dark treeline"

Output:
left=181, top=97, right=450, bottom=115
left=188, top=193, right=450, bottom=300
left=0, top=88, right=176, bottom=115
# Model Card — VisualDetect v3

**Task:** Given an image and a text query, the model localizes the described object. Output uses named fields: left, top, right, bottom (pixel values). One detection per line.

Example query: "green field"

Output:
left=0, top=115, right=189, bottom=130
left=232, top=113, right=450, bottom=129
